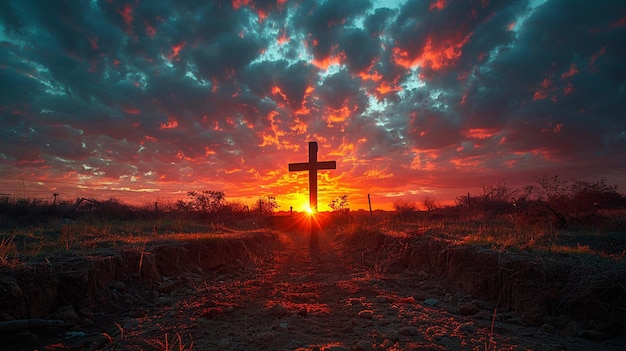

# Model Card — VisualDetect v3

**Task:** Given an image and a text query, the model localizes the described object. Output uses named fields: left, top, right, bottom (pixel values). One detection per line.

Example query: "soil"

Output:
left=2, top=231, right=625, bottom=351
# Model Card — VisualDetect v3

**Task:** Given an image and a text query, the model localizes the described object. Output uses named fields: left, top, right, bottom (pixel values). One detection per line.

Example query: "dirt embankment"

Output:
left=348, top=230, right=626, bottom=336
left=0, top=231, right=280, bottom=323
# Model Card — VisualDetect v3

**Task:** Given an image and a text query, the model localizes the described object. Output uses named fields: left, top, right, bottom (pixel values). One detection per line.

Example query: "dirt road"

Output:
left=86, top=233, right=624, bottom=351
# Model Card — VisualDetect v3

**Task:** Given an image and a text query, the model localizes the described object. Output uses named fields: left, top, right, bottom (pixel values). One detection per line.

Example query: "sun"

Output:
left=304, top=205, right=316, bottom=216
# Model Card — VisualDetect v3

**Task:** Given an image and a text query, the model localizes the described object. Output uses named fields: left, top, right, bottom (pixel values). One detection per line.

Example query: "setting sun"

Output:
left=305, top=205, right=314, bottom=215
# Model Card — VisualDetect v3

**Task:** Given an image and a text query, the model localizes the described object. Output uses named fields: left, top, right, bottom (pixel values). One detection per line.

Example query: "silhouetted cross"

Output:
left=289, top=142, right=336, bottom=249
left=289, top=142, right=336, bottom=212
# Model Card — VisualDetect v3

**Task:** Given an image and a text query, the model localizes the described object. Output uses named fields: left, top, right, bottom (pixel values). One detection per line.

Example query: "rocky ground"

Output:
left=3, top=231, right=626, bottom=351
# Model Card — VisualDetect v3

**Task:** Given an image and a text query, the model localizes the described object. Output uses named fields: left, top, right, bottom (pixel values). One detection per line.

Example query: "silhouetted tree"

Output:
left=533, top=175, right=620, bottom=227
left=187, top=190, right=225, bottom=213
left=257, top=196, right=277, bottom=215
left=393, top=199, right=417, bottom=222
left=329, top=195, right=349, bottom=214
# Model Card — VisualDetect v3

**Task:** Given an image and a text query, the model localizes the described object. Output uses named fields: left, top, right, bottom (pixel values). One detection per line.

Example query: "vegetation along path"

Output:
left=3, top=229, right=626, bottom=350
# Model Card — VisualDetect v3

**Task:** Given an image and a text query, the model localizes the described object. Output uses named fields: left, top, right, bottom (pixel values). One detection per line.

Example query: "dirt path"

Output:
left=79, top=233, right=624, bottom=351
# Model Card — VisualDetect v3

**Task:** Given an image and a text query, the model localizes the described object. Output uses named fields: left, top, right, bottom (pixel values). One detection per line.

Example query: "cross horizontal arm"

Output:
left=288, top=161, right=337, bottom=172
left=289, top=163, right=310, bottom=172
left=316, top=161, right=336, bottom=170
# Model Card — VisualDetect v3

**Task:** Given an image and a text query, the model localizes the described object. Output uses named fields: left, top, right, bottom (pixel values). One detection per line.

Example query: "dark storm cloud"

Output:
left=1, top=0, right=625, bottom=206
left=317, top=70, right=367, bottom=111
left=292, top=0, right=372, bottom=62
left=459, top=0, right=626, bottom=162
left=339, top=28, right=380, bottom=74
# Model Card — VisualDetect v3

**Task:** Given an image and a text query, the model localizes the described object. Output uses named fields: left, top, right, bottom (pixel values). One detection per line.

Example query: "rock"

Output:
left=324, top=344, right=351, bottom=351
left=52, top=305, right=79, bottom=325
left=78, top=317, right=94, bottom=327
left=399, top=326, right=420, bottom=336
left=88, top=333, right=113, bottom=350
left=424, top=298, right=438, bottom=306
left=456, top=322, right=476, bottom=334
left=354, top=340, right=374, bottom=351
left=412, top=292, right=426, bottom=301
left=378, top=319, right=390, bottom=326
left=267, top=303, right=288, bottom=318
left=358, top=310, right=374, bottom=319
left=578, top=329, right=608, bottom=341
left=0, top=312, right=14, bottom=321
left=111, top=281, right=127, bottom=292
left=540, top=323, right=557, bottom=334
left=458, top=302, right=480, bottom=316
left=78, top=306, right=94, bottom=319
left=200, top=307, right=225, bottom=319
left=63, top=331, right=87, bottom=339
left=381, top=338, right=395, bottom=349
left=405, top=342, right=446, bottom=350
left=375, top=295, right=392, bottom=303
left=382, top=329, right=400, bottom=341
left=154, top=296, right=175, bottom=306
left=521, top=306, right=545, bottom=326
left=0, top=278, right=23, bottom=298
left=217, top=338, right=231, bottom=349
left=340, top=325, right=354, bottom=333
left=156, top=278, right=184, bottom=293
left=417, top=270, right=429, bottom=279
left=123, top=318, right=141, bottom=331
left=562, top=320, right=582, bottom=337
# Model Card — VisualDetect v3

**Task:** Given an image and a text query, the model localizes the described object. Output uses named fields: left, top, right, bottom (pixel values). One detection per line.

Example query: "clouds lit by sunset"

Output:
left=1, top=0, right=625, bottom=211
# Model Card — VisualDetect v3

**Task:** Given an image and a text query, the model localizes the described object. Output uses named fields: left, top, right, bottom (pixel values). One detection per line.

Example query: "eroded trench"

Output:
left=1, top=229, right=624, bottom=347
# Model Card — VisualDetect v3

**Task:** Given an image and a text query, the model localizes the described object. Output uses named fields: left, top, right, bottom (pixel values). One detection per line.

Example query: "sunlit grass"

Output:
left=0, top=217, right=234, bottom=263
left=332, top=213, right=624, bottom=264
left=2, top=207, right=624, bottom=265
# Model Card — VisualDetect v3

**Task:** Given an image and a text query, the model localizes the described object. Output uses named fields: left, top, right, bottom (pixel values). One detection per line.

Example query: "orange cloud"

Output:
left=393, top=35, right=470, bottom=71
left=160, top=116, right=179, bottom=129
left=122, top=106, right=141, bottom=115
left=463, top=128, right=499, bottom=139
left=429, top=0, right=447, bottom=11
left=118, top=4, right=133, bottom=34
left=376, top=81, right=402, bottom=95
left=231, top=0, right=251, bottom=10
left=277, top=28, right=289, bottom=45
left=311, top=55, right=343, bottom=70
left=560, top=64, right=578, bottom=79
left=167, top=42, right=185, bottom=61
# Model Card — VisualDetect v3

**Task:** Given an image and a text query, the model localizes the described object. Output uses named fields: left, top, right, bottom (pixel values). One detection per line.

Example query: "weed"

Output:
left=147, top=332, right=194, bottom=351
left=0, top=233, right=17, bottom=265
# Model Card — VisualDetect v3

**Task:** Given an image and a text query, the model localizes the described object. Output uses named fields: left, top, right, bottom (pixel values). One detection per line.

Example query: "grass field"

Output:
left=1, top=196, right=625, bottom=266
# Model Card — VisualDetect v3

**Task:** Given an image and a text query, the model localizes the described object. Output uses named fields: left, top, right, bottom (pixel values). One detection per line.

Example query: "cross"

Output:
left=289, top=141, right=336, bottom=248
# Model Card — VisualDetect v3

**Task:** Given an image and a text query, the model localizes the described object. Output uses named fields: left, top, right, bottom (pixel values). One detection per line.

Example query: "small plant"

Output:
left=0, top=234, right=17, bottom=265
left=147, top=332, right=194, bottom=351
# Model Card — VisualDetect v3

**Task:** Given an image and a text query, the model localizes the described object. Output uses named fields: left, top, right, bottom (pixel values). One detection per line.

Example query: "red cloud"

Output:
left=160, top=116, right=179, bottom=130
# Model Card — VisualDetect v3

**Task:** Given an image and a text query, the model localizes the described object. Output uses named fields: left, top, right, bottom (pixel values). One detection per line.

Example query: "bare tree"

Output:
left=329, top=195, right=349, bottom=214
left=533, top=175, right=620, bottom=227
left=421, top=195, right=438, bottom=212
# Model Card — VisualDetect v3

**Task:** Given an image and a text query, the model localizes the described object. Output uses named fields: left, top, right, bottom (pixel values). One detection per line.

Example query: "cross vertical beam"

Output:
left=288, top=141, right=336, bottom=249
left=288, top=142, right=336, bottom=212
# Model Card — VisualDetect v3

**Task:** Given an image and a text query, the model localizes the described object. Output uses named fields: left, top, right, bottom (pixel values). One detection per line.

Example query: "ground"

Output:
left=26, top=231, right=619, bottom=351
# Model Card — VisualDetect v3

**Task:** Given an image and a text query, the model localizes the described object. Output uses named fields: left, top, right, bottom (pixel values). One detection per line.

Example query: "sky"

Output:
left=1, top=0, right=625, bottom=212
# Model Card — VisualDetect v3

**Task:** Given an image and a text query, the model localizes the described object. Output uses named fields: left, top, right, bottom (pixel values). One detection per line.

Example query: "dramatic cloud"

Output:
left=1, top=0, right=625, bottom=210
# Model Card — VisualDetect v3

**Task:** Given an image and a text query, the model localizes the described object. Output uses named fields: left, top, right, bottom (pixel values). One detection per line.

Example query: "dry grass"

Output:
left=0, top=217, right=230, bottom=264
left=3, top=208, right=624, bottom=266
